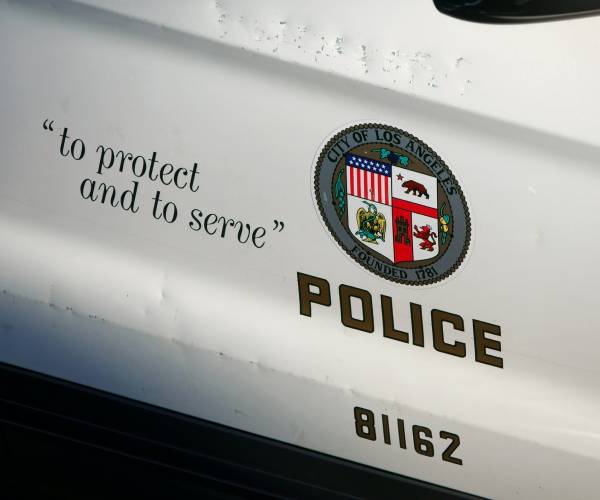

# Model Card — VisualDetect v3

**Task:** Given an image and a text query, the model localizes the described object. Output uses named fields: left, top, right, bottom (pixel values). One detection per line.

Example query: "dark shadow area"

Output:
left=0, top=362, right=479, bottom=499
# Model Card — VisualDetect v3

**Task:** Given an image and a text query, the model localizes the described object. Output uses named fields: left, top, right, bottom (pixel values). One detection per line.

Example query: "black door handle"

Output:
left=434, top=0, right=600, bottom=23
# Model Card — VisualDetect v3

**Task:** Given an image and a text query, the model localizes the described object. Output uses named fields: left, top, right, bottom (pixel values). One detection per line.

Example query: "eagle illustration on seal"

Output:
left=355, top=201, right=386, bottom=244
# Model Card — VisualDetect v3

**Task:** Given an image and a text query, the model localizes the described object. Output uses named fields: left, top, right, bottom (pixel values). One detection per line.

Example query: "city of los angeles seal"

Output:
left=314, top=123, right=470, bottom=285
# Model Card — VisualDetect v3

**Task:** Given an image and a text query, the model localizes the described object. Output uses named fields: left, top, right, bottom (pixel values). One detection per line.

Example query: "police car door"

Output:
left=1, top=1, right=600, bottom=498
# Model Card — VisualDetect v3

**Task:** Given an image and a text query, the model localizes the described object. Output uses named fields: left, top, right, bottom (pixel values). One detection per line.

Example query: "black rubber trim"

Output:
left=0, top=361, right=481, bottom=499
left=434, top=0, right=600, bottom=23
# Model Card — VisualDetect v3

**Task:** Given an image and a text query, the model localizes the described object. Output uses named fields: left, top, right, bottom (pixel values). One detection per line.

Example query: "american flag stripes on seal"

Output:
left=345, top=154, right=391, bottom=205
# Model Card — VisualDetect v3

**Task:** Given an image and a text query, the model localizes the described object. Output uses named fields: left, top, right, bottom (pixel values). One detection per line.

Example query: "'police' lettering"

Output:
left=297, top=272, right=503, bottom=369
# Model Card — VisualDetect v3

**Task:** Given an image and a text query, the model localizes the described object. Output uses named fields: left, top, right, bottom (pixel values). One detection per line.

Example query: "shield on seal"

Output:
left=391, top=166, right=439, bottom=262
left=343, top=153, right=440, bottom=264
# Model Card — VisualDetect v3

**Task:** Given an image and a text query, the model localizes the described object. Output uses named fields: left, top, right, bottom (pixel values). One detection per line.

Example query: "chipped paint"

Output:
left=204, top=2, right=475, bottom=94
left=71, top=0, right=474, bottom=97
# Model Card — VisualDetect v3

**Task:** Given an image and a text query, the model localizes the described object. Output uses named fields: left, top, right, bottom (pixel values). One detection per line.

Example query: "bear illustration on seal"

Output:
left=402, top=179, right=429, bottom=199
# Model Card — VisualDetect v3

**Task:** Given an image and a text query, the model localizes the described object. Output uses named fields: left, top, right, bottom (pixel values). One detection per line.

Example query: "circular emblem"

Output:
left=314, top=123, right=470, bottom=285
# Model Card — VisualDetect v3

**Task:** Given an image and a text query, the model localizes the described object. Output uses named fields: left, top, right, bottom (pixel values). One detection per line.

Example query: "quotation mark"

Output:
left=43, top=119, right=54, bottom=131
left=273, top=220, right=285, bottom=232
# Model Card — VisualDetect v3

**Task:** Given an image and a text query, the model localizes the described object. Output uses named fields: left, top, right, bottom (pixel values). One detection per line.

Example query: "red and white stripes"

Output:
left=346, top=166, right=390, bottom=205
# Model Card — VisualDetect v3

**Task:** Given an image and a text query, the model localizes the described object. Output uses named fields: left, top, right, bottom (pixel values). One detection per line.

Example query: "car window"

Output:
left=434, top=0, right=600, bottom=22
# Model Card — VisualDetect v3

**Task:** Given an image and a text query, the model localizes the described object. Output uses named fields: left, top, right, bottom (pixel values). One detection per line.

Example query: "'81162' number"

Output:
left=353, top=407, right=462, bottom=465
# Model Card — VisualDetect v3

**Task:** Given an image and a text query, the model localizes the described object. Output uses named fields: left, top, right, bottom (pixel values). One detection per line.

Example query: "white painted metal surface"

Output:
left=1, top=1, right=600, bottom=497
